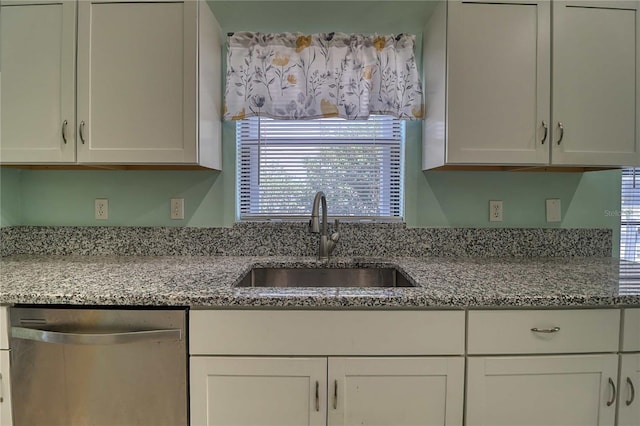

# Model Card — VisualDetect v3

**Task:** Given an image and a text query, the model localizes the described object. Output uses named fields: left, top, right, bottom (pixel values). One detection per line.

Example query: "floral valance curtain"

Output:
left=224, top=32, right=424, bottom=121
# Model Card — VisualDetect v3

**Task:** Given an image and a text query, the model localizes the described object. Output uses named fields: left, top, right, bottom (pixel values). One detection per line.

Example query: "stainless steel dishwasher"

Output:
left=9, top=307, right=187, bottom=426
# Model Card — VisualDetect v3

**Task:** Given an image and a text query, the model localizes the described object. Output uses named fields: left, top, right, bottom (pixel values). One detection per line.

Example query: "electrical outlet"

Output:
left=95, top=199, right=108, bottom=220
left=489, top=200, right=503, bottom=222
left=546, top=199, right=561, bottom=222
left=171, top=198, right=184, bottom=220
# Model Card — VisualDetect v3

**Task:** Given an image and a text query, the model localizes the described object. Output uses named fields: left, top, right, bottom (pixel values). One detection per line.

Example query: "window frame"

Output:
left=235, top=115, right=405, bottom=222
left=621, top=168, right=640, bottom=261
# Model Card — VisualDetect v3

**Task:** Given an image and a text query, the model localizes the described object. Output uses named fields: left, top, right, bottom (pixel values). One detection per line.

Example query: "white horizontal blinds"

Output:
left=619, top=261, right=640, bottom=294
left=621, top=168, right=640, bottom=261
left=237, top=115, right=403, bottom=220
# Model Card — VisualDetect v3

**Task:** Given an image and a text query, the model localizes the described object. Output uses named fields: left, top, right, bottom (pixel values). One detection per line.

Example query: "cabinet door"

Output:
left=0, top=307, right=7, bottom=351
left=466, top=355, right=618, bottom=426
left=623, top=308, right=640, bottom=352
left=619, top=354, right=640, bottom=426
left=0, top=351, right=12, bottom=426
left=0, top=0, right=76, bottom=163
left=552, top=1, right=640, bottom=166
left=190, top=357, right=327, bottom=426
left=77, top=1, right=197, bottom=164
left=328, top=357, right=464, bottom=426
left=446, top=0, right=550, bottom=165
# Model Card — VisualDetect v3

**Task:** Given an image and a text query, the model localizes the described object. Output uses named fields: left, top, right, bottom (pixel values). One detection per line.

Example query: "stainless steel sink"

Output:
left=236, top=267, right=415, bottom=288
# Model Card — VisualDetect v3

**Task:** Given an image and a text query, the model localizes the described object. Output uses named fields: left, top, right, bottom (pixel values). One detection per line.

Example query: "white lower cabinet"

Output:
left=0, top=351, right=11, bottom=426
left=619, top=354, right=640, bottom=426
left=190, top=356, right=464, bottom=426
left=466, top=355, right=618, bottom=426
left=189, top=309, right=635, bottom=426
left=190, top=357, right=327, bottom=426
left=0, top=306, right=11, bottom=426
left=327, top=357, right=464, bottom=426
left=466, top=309, right=621, bottom=426
left=189, top=310, right=466, bottom=426
left=620, top=309, right=640, bottom=425
left=623, top=309, right=640, bottom=352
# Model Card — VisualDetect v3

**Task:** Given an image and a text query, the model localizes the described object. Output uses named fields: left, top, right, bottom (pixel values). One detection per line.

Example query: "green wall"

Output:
left=0, top=120, right=622, bottom=238
left=0, top=168, right=22, bottom=227
left=402, top=122, right=622, bottom=232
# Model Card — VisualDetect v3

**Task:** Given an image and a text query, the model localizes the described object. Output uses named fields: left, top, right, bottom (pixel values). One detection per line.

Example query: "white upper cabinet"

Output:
left=552, top=1, right=640, bottom=166
left=1, top=0, right=223, bottom=169
left=440, top=0, right=550, bottom=167
left=0, top=0, right=76, bottom=163
left=423, top=0, right=640, bottom=169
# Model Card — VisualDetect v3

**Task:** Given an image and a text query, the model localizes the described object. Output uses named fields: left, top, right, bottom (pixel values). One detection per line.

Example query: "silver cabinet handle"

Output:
left=79, top=121, right=86, bottom=144
left=0, top=372, right=3, bottom=403
left=607, top=377, right=616, bottom=407
left=11, top=326, right=182, bottom=345
left=531, top=327, right=560, bottom=333
left=333, top=379, right=338, bottom=409
left=557, top=122, right=564, bottom=145
left=61, top=120, right=68, bottom=144
left=315, top=381, right=320, bottom=412
left=541, top=121, right=548, bottom=144
left=626, top=377, right=636, bottom=406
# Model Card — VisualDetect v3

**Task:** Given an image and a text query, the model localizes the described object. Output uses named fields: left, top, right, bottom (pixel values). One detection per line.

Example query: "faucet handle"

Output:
left=330, top=219, right=340, bottom=243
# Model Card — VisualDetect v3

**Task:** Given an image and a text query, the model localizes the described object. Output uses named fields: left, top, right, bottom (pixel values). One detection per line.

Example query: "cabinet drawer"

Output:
left=468, top=309, right=620, bottom=354
left=190, top=310, right=465, bottom=356
left=623, top=308, right=640, bottom=352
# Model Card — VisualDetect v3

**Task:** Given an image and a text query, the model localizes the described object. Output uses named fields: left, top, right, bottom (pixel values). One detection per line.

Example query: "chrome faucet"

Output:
left=309, top=191, right=340, bottom=261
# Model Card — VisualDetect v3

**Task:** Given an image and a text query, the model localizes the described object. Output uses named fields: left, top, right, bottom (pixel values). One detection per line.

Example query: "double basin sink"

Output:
left=236, top=266, right=415, bottom=288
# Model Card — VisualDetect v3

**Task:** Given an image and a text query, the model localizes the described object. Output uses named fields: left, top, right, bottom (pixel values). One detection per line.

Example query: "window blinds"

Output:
left=621, top=168, right=640, bottom=261
left=237, top=115, right=404, bottom=220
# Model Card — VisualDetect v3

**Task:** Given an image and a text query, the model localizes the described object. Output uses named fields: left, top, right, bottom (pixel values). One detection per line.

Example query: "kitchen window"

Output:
left=621, top=168, right=640, bottom=261
left=236, top=115, right=404, bottom=221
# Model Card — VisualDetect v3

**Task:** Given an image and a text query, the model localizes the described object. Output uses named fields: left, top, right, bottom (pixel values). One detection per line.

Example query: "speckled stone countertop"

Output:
left=1, top=256, right=638, bottom=308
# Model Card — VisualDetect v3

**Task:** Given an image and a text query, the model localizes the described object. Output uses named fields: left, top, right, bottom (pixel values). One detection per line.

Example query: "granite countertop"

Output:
left=1, top=255, right=639, bottom=308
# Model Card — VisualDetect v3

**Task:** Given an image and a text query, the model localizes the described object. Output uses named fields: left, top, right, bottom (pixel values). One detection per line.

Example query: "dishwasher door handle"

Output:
left=11, top=326, right=183, bottom=345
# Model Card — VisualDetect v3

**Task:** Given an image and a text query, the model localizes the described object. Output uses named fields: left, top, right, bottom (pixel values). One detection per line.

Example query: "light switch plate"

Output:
left=546, top=199, right=561, bottom=222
